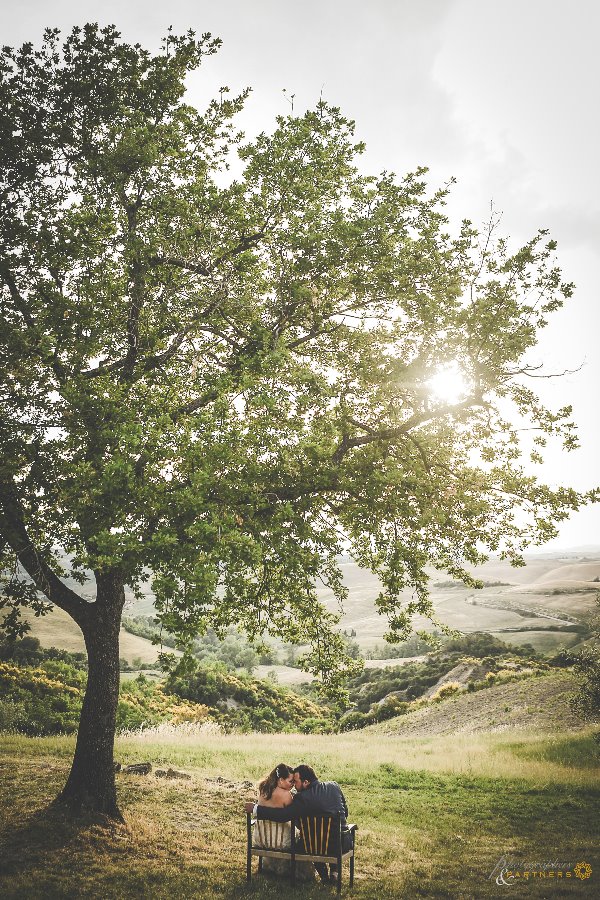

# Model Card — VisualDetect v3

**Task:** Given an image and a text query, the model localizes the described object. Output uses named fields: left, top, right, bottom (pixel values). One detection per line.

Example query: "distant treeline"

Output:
left=121, top=615, right=435, bottom=667
left=122, top=616, right=314, bottom=670
left=0, top=637, right=331, bottom=736
left=0, top=631, right=578, bottom=737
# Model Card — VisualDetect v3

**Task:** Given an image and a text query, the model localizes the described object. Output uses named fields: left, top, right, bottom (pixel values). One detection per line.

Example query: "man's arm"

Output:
left=338, top=786, right=349, bottom=818
left=255, top=804, right=294, bottom=822
left=244, top=795, right=304, bottom=822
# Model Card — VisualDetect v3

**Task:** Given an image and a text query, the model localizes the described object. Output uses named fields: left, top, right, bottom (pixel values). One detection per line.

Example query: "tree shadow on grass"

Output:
left=0, top=800, right=124, bottom=875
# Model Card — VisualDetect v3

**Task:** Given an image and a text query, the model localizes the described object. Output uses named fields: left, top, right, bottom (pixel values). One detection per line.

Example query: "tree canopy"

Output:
left=1, top=25, right=590, bottom=680
left=1, top=22, right=593, bottom=813
left=0, top=26, right=594, bottom=814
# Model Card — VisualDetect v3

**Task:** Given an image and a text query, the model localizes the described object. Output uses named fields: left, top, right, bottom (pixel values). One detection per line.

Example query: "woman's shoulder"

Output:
left=269, top=787, right=294, bottom=807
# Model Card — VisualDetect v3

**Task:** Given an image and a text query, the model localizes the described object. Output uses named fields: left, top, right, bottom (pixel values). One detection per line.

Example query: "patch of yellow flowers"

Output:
left=0, top=662, right=81, bottom=696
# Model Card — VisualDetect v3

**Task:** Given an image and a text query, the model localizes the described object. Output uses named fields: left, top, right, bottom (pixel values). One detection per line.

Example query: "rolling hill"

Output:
left=367, top=671, right=581, bottom=736
left=17, top=554, right=599, bottom=660
left=313, top=556, right=599, bottom=652
left=20, top=606, right=176, bottom=665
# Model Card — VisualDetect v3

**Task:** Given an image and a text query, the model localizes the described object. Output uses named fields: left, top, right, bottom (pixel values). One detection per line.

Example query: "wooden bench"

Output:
left=246, top=813, right=357, bottom=893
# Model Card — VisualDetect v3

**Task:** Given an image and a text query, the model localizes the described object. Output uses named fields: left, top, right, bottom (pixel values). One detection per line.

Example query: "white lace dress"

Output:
left=252, top=818, right=292, bottom=874
left=252, top=816, right=314, bottom=880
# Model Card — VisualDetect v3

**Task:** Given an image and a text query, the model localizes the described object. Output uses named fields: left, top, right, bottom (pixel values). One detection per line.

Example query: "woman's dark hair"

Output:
left=258, top=763, right=294, bottom=800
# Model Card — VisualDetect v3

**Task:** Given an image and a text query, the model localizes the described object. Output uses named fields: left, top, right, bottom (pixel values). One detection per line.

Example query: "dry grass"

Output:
left=21, top=605, right=171, bottom=664
left=0, top=724, right=598, bottom=899
left=113, top=725, right=600, bottom=788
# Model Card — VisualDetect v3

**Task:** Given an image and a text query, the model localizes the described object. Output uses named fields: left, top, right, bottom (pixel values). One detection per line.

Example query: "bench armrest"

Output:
left=346, top=823, right=358, bottom=833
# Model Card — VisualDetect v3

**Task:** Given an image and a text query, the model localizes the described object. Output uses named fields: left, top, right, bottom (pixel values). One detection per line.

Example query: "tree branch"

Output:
left=148, top=227, right=267, bottom=280
left=147, top=255, right=210, bottom=277
left=0, top=264, right=34, bottom=326
left=332, top=395, right=485, bottom=463
left=0, top=481, right=89, bottom=625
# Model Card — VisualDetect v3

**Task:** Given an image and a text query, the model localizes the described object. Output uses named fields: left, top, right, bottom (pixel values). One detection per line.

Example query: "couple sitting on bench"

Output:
left=245, top=763, right=355, bottom=886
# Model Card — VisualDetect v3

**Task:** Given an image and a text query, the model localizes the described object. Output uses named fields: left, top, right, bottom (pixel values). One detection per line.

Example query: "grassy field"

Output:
left=21, top=605, right=182, bottom=666
left=0, top=725, right=598, bottom=899
left=309, top=558, right=596, bottom=653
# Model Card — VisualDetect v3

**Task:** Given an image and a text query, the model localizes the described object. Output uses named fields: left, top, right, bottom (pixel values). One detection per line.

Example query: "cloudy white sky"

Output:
left=3, top=1, right=598, bottom=549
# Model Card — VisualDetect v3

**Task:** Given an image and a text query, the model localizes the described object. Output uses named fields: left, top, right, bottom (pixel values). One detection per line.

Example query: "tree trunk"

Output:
left=58, top=571, right=125, bottom=820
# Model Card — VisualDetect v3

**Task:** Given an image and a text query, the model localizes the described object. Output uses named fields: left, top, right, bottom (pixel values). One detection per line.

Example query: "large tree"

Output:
left=0, top=25, right=591, bottom=818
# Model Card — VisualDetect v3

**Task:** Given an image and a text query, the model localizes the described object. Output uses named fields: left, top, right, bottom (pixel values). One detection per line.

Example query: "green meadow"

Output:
left=0, top=727, right=598, bottom=899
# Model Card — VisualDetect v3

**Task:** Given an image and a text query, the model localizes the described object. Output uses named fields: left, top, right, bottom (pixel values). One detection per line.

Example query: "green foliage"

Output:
left=430, top=681, right=462, bottom=702
left=0, top=24, right=590, bottom=703
left=571, top=596, right=600, bottom=735
left=0, top=654, right=334, bottom=736
left=337, top=644, right=552, bottom=730
left=366, top=633, right=434, bottom=659
left=547, top=647, right=577, bottom=668
left=117, top=674, right=212, bottom=731
left=0, top=639, right=90, bottom=734
left=0, top=661, right=84, bottom=734
left=442, top=631, right=513, bottom=657
left=346, top=656, right=459, bottom=712
left=164, top=660, right=331, bottom=732
left=122, top=616, right=264, bottom=671
left=0, top=636, right=87, bottom=669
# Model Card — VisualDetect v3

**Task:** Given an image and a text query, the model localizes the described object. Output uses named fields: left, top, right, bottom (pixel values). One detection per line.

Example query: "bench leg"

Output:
left=350, top=852, right=355, bottom=887
left=258, top=856, right=263, bottom=873
left=246, top=815, right=252, bottom=882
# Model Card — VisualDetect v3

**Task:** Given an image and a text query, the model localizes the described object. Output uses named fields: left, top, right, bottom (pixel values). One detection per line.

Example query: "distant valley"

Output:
left=19, top=552, right=600, bottom=665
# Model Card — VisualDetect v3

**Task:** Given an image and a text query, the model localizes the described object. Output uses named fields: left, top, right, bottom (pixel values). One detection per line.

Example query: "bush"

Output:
left=339, top=710, right=374, bottom=731
left=164, top=660, right=332, bottom=733
left=346, top=655, right=460, bottom=711
left=299, top=717, right=334, bottom=734
left=443, top=633, right=508, bottom=657
left=121, top=618, right=267, bottom=671
left=0, top=662, right=83, bottom=734
left=372, top=696, right=410, bottom=722
left=430, top=681, right=462, bottom=702
left=0, top=660, right=214, bottom=736
left=0, top=637, right=87, bottom=670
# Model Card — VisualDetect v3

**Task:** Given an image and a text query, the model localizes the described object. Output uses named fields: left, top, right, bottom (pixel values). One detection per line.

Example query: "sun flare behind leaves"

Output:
left=427, top=362, right=472, bottom=405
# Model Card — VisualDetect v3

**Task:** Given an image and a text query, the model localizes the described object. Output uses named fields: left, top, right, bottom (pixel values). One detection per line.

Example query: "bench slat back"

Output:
left=253, top=819, right=289, bottom=850
left=298, top=815, right=337, bottom=856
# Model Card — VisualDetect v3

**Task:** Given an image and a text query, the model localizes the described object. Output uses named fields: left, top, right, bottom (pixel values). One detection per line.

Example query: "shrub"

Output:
left=372, top=696, right=410, bottom=722
left=339, top=710, right=373, bottom=731
left=0, top=662, right=82, bottom=734
left=164, top=660, right=331, bottom=732
left=430, top=681, right=462, bottom=702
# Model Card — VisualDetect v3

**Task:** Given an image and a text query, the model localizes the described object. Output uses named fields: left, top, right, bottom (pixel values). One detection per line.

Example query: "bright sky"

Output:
left=3, top=0, right=599, bottom=549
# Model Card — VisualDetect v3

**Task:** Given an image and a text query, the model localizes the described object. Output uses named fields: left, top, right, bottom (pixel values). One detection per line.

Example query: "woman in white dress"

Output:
left=253, top=763, right=295, bottom=872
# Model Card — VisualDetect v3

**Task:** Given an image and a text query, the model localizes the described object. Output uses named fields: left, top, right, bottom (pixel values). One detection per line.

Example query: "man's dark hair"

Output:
left=293, top=764, right=318, bottom=784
